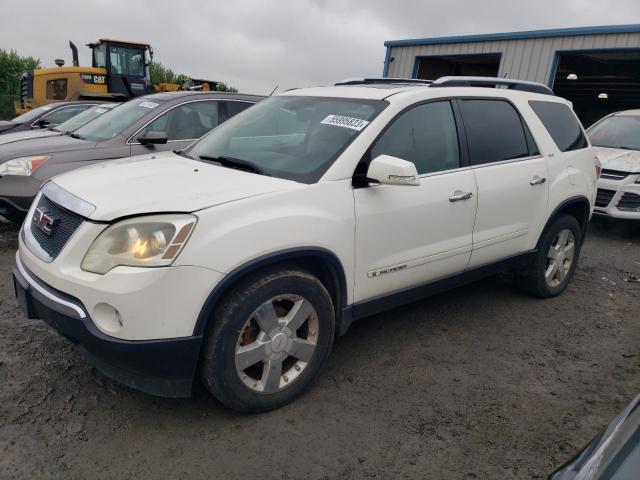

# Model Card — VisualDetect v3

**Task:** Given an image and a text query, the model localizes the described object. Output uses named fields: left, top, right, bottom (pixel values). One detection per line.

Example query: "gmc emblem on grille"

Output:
left=32, top=208, right=59, bottom=236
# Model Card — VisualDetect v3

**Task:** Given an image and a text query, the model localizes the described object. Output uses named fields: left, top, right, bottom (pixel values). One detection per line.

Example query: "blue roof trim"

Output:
left=384, top=24, right=640, bottom=47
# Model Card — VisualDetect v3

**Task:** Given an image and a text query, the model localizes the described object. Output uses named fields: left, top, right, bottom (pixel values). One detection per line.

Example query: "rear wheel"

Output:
left=519, top=215, right=583, bottom=298
left=201, top=267, right=335, bottom=412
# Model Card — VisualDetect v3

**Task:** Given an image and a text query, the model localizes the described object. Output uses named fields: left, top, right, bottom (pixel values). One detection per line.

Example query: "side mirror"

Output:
left=32, top=118, right=50, bottom=129
left=137, top=131, right=168, bottom=145
left=366, top=154, right=421, bottom=186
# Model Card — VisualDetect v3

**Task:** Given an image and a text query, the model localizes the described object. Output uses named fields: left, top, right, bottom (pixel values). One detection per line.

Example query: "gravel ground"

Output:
left=0, top=217, right=638, bottom=480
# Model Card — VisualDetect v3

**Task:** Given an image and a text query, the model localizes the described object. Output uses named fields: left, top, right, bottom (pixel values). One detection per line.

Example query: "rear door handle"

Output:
left=449, top=190, right=473, bottom=202
left=530, top=175, right=546, bottom=186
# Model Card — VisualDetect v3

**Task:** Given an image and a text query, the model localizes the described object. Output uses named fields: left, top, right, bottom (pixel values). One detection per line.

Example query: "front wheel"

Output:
left=200, top=267, right=335, bottom=412
left=518, top=215, right=583, bottom=298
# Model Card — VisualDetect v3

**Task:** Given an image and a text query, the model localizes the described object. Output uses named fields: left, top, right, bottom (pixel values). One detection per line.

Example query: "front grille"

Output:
left=600, top=169, right=629, bottom=181
left=595, top=189, right=616, bottom=208
left=617, top=192, right=640, bottom=211
left=30, top=195, right=83, bottom=259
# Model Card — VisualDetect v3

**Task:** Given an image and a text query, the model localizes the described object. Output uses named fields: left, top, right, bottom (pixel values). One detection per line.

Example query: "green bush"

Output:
left=0, top=49, right=40, bottom=120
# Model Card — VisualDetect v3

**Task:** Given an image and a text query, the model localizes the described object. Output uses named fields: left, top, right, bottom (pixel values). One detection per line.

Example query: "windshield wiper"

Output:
left=199, top=155, right=270, bottom=176
left=68, top=132, right=84, bottom=140
left=174, top=149, right=193, bottom=159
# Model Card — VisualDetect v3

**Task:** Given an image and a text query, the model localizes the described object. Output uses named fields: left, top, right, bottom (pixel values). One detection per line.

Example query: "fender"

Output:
left=536, top=195, right=591, bottom=250
left=192, top=247, right=349, bottom=337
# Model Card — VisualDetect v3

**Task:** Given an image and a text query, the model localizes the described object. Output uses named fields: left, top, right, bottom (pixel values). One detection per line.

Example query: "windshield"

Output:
left=55, top=104, right=117, bottom=133
left=588, top=115, right=640, bottom=150
left=187, top=96, right=387, bottom=183
left=11, top=104, right=56, bottom=123
left=74, top=98, right=164, bottom=141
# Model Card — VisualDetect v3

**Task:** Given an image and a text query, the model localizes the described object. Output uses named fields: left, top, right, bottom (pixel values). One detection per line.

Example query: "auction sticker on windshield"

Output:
left=139, top=102, right=159, bottom=109
left=321, top=114, right=370, bottom=131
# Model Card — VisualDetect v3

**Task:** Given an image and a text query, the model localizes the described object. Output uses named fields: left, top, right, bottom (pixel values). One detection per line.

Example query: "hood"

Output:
left=0, top=134, right=93, bottom=162
left=0, top=120, right=18, bottom=134
left=0, top=129, right=60, bottom=146
left=50, top=151, right=302, bottom=221
left=594, top=147, right=640, bottom=173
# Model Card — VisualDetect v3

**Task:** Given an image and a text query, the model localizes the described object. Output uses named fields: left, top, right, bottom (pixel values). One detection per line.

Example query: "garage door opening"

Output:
left=415, top=53, right=502, bottom=80
left=552, top=50, right=640, bottom=127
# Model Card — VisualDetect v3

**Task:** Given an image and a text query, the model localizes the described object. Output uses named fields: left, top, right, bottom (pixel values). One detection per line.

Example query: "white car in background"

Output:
left=588, top=110, right=640, bottom=218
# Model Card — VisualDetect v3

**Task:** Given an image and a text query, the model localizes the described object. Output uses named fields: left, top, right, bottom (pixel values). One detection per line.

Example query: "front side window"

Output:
left=74, top=98, right=165, bottom=141
left=138, top=101, right=220, bottom=141
left=460, top=99, right=530, bottom=165
left=587, top=114, right=640, bottom=151
left=109, top=46, right=145, bottom=77
left=371, top=101, right=460, bottom=174
left=530, top=101, right=588, bottom=152
left=188, top=96, right=387, bottom=183
left=40, top=105, right=91, bottom=126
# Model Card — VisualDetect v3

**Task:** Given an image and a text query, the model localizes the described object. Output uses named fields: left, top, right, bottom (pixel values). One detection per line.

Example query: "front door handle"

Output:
left=530, top=175, right=546, bottom=186
left=449, top=190, right=473, bottom=202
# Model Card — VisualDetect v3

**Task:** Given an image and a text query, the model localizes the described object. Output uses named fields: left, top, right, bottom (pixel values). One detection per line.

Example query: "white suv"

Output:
left=587, top=110, right=640, bottom=218
left=13, top=77, right=598, bottom=412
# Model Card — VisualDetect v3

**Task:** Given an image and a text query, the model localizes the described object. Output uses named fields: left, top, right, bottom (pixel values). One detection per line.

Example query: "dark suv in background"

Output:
left=0, top=91, right=263, bottom=223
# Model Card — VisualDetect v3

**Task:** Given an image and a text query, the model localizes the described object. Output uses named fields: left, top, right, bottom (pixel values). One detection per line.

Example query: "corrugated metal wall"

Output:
left=386, top=33, right=640, bottom=85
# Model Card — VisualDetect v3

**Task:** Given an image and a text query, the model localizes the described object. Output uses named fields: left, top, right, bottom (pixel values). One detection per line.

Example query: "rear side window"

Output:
left=459, top=99, right=530, bottom=165
left=222, top=100, right=254, bottom=120
left=371, top=101, right=460, bottom=174
left=529, top=101, right=587, bottom=152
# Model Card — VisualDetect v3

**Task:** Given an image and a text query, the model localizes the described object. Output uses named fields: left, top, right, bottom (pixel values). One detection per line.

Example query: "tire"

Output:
left=201, top=266, right=335, bottom=413
left=519, top=215, right=583, bottom=298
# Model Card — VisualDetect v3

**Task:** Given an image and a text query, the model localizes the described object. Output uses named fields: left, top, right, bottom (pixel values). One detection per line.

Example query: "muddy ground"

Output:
left=0, top=218, right=638, bottom=480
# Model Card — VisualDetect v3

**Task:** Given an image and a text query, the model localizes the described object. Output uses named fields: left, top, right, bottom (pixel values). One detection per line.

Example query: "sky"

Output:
left=3, top=0, right=640, bottom=95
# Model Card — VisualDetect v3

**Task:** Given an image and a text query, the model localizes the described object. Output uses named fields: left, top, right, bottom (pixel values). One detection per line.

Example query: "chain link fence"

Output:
left=0, top=94, right=19, bottom=120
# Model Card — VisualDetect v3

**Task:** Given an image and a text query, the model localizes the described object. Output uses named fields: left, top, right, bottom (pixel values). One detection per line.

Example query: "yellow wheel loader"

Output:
left=15, top=39, right=222, bottom=115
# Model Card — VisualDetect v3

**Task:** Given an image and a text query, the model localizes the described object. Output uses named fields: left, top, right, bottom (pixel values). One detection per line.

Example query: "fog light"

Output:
left=93, top=303, right=123, bottom=333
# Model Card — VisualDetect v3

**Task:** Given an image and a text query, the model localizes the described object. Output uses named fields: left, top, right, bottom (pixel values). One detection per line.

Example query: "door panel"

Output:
left=469, top=158, right=549, bottom=267
left=354, top=170, right=477, bottom=302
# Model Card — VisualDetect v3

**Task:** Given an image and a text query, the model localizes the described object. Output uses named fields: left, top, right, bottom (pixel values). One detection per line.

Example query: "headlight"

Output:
left=0, top=156, right=50, bottom=176
left=81, top=214, right=197, bottom=274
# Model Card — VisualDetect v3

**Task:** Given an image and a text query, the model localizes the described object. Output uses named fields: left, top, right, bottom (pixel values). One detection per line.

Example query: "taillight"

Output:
left=594, top=157, right=602, bottom=178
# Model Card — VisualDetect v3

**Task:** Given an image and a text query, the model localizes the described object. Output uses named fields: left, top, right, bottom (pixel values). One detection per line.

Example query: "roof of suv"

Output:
left=279, top=77, right=556, bottom=101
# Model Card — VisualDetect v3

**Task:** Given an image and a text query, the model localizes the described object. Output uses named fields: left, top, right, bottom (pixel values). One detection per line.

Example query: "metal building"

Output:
left=383, top=24, right=640, bottom=125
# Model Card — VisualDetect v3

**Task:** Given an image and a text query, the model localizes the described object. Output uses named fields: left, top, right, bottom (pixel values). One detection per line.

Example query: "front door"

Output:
left=353, top=100, right=477, bottom=303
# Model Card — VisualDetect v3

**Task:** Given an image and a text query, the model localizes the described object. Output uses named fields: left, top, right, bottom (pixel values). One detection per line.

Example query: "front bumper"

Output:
left=13, top=252, right=202, bottom=397
left=594, top=175, right=640, bottom=219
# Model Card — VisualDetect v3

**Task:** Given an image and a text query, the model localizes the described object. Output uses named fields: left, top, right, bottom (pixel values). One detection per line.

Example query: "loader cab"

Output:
left=89, top=39, right=154, bottom=99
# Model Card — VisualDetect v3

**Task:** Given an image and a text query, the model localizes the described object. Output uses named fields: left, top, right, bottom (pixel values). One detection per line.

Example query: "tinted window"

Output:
left=529, top=101, right=588, bottom=152
left=139, top=100, right=220, bottom=141
left=41, top=105, right=91, bottom=125
left=371, top=101, right=460, bottom=174
left=223, top=100, right=254, bottom=119
left=460, top=100, right=529, bottom=165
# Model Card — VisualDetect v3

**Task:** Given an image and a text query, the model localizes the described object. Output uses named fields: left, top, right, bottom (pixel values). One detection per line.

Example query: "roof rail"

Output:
left=335, top=77, right=432, bottom=86
left=430, top=76, right=554, bottom=95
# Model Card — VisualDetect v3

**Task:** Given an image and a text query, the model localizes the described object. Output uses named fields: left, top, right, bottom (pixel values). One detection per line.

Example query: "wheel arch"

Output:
left=192, top=247, right=350, bottom=338
left=536, top=195, right=591, bottom=250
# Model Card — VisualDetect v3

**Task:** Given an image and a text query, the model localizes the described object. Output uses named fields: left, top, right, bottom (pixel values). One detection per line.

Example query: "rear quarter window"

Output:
left=529, top=101, right=588, bottom=152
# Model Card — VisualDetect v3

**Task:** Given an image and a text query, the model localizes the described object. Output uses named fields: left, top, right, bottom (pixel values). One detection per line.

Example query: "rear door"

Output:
left=353, top=100, right=477, bottom=303
left=458, top=99, right=549, bottom=268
